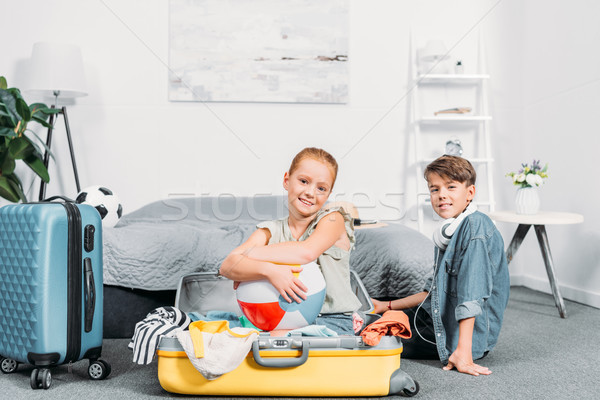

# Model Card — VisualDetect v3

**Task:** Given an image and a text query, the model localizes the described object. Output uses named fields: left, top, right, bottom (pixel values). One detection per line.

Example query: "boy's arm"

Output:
left=443, top=317, right=491, bottom=376
left=219, top=228, right=308, bottom=303
left=445, top=234, right=499, bottom=375
left=371, top=291, right=428, bottom=314
left=245, top=211, right=347, bottom=265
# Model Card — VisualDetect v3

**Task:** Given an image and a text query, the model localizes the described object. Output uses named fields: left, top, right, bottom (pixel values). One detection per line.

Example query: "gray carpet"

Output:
left=3, top=286, right=600, bottom=399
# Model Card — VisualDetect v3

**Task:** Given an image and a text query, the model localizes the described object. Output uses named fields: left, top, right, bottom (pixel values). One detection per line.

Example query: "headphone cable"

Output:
left=413, top=248, right=441, bottom=346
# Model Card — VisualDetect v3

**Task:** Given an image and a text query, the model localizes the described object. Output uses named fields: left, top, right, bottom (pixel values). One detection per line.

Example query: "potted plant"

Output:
left=506, top=159, right=549, bottom=214
left=0, top=76, right=60, bottom=202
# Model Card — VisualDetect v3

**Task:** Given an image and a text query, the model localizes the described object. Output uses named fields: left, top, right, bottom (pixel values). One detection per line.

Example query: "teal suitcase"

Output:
left=0, top=200, right=110, bottom=389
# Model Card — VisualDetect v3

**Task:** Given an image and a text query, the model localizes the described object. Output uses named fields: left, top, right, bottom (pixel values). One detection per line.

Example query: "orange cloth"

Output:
left=360, top=310, right=412, bottom=346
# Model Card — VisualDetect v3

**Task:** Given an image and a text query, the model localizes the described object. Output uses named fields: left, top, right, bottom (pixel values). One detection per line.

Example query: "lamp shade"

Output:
left=420, top=40, right=450, bottom=62
left=26, top=42, right=87, bottom=98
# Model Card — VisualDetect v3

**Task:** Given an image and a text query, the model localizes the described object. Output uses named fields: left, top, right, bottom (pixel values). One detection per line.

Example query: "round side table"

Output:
left=487, top=211, right=584, bottom=318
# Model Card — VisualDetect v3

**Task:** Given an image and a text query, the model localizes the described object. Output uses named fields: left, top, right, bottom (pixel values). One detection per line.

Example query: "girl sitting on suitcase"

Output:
left=219, top=147, right=361, bottom=334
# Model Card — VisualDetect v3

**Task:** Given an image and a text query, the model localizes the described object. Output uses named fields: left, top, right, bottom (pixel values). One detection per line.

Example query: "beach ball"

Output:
left=236, top=262, right=326, bottom=331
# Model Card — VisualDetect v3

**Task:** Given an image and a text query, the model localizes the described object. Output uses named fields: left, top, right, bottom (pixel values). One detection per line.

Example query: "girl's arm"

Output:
left=219, top=228, right=308, bottom=303
left=245, top=211, right=347, bottom=265
left=219, top=228, right=271, bottom=281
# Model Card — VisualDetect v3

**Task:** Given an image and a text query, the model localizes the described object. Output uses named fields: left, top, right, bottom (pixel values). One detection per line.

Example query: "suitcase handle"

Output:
left=84, top=258, right=96, bottom=332
left=251, top=340, right=309, bottom=368
left=41, top=195, right=76, bottom=203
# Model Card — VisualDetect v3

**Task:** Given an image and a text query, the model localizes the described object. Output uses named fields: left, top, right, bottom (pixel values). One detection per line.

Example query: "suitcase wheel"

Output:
left=99, top=359, right=112, bottom=378
left=30, top=368, right=52, bottom=390
left=88, top=359, right=111, bottom=380
left=0, top=357, right=18, bottom=374
left=389, top=368, right=420, bottom=397
left=403, top=380, right=420, bottom=397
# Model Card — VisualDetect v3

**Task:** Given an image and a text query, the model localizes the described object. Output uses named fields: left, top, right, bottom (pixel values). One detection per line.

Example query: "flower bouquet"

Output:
left=506, top=160, right=548, bottom=188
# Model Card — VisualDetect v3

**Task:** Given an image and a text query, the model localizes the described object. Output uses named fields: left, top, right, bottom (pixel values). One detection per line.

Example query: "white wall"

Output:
left=492, top=0, right=600, bottom=308
left=1, top=0, right=498, bottom=221
left=1, top=0, right=598, bottom=307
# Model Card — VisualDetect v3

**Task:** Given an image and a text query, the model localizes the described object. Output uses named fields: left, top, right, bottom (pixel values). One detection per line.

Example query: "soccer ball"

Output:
left=75, top=186, right=123, bottom=228
left=236, top=262, right=326, bottom=331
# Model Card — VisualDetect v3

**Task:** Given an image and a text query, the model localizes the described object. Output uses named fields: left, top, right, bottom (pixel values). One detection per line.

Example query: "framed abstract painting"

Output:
left=168, top=0, right=348, bottom=104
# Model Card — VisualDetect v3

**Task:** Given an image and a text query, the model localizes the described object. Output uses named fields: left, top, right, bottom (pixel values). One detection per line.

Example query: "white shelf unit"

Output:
left=417, top=74, right=491, bottom=83
left=419, top=116, right=492, bottom=123
left=420, top=157, right=494, bottom=164
left=411, top=44, right=495, bottom=233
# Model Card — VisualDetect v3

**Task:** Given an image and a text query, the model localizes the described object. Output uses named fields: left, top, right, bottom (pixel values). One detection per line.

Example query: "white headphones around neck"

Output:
left=432, top=202, right=477, bottom=250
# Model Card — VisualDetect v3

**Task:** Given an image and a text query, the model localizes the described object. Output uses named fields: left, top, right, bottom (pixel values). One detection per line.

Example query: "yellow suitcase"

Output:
left=157, top=271, right=419, bottom=397
left=157, top=334, right=418, bottom=397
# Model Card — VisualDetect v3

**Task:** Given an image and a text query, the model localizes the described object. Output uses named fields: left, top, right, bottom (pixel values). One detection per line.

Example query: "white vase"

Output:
left=515, top=187, right=540, bottom=215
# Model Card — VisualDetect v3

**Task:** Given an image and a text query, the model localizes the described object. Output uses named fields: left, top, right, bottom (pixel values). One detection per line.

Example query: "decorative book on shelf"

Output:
left=434, top=107, right=472, bottom=116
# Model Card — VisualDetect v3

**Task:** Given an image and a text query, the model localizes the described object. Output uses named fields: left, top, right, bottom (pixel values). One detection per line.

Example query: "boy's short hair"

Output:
left=424, top=155, right=476, bottom=186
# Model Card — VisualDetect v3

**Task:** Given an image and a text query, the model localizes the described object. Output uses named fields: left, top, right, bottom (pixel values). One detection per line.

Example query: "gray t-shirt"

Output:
left=257, top=207, right=362, bottom=314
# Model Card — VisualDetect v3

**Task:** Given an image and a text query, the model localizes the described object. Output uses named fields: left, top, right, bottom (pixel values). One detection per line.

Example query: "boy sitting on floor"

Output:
left=373, top=155, right=510, bottom=376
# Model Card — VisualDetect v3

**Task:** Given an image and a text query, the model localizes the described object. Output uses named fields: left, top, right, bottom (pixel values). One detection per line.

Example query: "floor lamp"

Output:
left=26, top=42, right=86, bottom=201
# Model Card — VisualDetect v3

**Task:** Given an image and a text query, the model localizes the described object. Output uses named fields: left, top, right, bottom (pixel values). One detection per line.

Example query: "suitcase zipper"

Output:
left=62, top=202, right=83, bottom=363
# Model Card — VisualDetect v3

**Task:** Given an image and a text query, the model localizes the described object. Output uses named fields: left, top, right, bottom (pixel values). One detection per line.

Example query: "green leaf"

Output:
left=0, top=89, right=19, bottom=126
left=24, top=153, right=50, bottom=183
left=31, top=116, right=53, bottom=128
left=0, top=83, right=55, bottom=201
left=25, top=129, right=54, bottom=162
left=30, top=103, right=60, bottom=119
left=16, top=98, right=31, bottom=122
left=0, top=126, right=17, bottom=138
left=8, top=136, right=33, bottom=159
left=7, top=87, right=24, bottom=101
left=6, top=174, right=26, bottom=202
left=1, top=156, right=16, bottom=175
left=29, top=102, right=48, bottom=113
left=0, top=114, right=11, bottom=129
left=0, top=175, right=21, bottom=203
left=8, top=170, right=22, bottom=185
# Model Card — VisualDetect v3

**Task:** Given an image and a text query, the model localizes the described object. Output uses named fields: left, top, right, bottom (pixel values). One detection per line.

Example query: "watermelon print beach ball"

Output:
left=236, top=262, right=326, bottom=331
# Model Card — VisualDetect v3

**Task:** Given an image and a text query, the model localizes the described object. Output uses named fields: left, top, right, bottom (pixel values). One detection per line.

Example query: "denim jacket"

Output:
left=423, top=211, right=510, bottom=364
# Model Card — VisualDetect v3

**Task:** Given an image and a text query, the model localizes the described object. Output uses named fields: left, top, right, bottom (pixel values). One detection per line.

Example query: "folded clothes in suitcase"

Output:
left=157, top=271, right=419, bottom=397
left=0, top=200, right=111, bottom=390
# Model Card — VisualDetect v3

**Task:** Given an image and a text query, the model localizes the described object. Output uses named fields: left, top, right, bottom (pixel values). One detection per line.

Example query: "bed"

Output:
left=102, top=195, right=433, bottom=337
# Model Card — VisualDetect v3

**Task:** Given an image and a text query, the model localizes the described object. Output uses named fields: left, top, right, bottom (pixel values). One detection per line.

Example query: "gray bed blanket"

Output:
left=103, top=196, right=433, bottom=298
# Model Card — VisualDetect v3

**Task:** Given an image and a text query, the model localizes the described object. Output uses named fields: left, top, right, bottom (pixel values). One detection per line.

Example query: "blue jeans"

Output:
left=400, top=306, right=438, bottom=359
left=315, top=313, right=355, bottom=335
left=400, top=306, right=489, bottom=361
